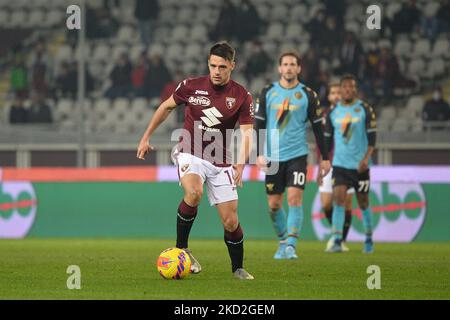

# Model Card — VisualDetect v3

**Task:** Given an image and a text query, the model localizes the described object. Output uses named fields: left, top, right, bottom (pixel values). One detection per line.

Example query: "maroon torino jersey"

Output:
left=172, top=75, right=254, bottom=166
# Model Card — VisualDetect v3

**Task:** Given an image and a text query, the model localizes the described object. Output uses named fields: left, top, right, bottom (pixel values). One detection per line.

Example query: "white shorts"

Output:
left=319, top=168, right=355, bottom=194
left=173, top=152, right=238, bottom=206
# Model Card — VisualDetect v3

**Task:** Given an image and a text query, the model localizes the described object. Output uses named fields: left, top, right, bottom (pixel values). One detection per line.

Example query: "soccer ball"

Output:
left=156, top=247, right=191, bottom=280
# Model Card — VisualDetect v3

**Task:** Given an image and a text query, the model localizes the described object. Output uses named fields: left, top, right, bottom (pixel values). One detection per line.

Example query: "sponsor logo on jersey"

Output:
left=355, top=107, right=361, bottom=113
left=197, top=124, right=220, bottom=133
left=194, top=90, right=209, bottom=95
left=200, top=107, right=223, bottom=127
left=295, top=91, right=302, bottom=99
left=188, top=96, right=211, bottom=106
left=225, top=97, right=236, bottom=109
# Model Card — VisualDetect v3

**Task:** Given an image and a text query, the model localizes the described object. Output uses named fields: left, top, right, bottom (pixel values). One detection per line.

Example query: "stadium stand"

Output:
left=0, top=0, right=449, bottom=166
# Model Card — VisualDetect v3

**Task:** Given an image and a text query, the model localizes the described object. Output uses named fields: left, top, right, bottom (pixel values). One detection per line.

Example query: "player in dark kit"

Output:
left=137, top=42, right=255, bottom=279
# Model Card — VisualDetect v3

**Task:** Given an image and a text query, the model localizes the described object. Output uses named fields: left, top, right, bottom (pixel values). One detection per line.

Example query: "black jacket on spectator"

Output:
left=134, top=0, right=160, bottom=21
left=437, top=1, right=450, bottom=28
left=28, top=102, right=53, bottom=123
left=210, top=0, right=238, bottom=42
left=110, top=61, right=132, bottom=88
left=9, top=104, right=28, bottom=124
left=144, top=56, right=172, bottom=99
left=391, top=2, right=421, bottom=35
left=422, top=99, right=450, bottom=122
left=236, top=0, right=264, bottom=42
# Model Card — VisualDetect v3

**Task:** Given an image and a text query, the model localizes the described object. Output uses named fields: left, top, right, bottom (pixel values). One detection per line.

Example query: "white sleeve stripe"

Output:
left=313, top=117, right=323, bottom=123
left=324, top=133, right=332, bottom=137
left=254, top=115, right=265, bottom=120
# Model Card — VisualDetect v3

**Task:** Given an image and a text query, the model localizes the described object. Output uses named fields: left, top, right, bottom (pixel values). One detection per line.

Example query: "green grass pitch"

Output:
left=0, top=239, right=449, bottom=299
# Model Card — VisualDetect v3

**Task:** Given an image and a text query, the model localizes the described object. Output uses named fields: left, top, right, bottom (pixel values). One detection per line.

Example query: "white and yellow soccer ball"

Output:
left=156, top=248, right=191, bottom=280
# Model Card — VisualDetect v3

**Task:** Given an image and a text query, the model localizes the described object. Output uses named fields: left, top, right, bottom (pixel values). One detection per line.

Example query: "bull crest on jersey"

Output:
left=225, top=97, right=236, bottom=109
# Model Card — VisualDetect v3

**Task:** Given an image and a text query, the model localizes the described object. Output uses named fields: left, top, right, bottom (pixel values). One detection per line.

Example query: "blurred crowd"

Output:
left=4, top=0, right=450, bottom=127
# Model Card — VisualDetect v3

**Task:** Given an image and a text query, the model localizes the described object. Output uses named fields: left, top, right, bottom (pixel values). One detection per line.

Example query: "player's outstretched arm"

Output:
left=137, top=95, right=178, bottom=160
left=234, top=124, right=253, bottom=188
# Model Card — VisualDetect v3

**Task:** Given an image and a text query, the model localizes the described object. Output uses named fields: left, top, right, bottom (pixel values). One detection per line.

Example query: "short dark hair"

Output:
left=278, top=51, right=301, bottom=66
left=340, top=73, right=357, bottom=85
left=209, top=41, right=235, bottom=62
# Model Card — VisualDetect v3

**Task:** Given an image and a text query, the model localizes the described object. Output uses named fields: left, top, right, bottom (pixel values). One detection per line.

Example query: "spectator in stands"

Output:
left=338, top=31, right=363, bottom=75
left=374, top=47, right=399, bottom=104
left=243, top=41, right=271, bottom=82
left=55, top=62, right=77, bottom=98
left=143, top=54, right=172, bottom=100
left=210, top=0, right=238, bottom=42
left=300, top=47, right=320, bottom=90
left=323, top=0, right=346, bottom=29
left=131, top=52, right=149, bottom=97
left=55, top=61, right=94, bottom=98
left=10, top=55, right=28, bottom=99
left=103, top=0, right=120, bottom=11
left=105, top=53, right=132, bottom=99
left=391, top=0, right=422, bottom=36
left=235, top=0, right=264, bottom=43
left=436, top=0, right=450, bottom=33
left=134, top=0, right=160, bottom=46
left=28, top=91, right=53, bottom=124
left=9, top=97, right=28, bottom=124
left=422, top=87, right=450, bottom=130
left=307, top=10, right=329, bottom=53
left=316, top=16, right=343, bottom=59
left=358, top=47, right=379, bottom=103
left=29, top=39, right=52, bottom=96
left=86, top=4, right=119, bottom=39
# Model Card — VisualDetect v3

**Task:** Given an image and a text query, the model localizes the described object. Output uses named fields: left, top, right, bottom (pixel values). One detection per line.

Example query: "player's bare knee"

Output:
left=185, top=189, right=203, bottom=206
left=268, top=200, right=282, bottom=212
left=287, top=195, right=302, bottom=207
left=223, top=216, right=238, bottom=232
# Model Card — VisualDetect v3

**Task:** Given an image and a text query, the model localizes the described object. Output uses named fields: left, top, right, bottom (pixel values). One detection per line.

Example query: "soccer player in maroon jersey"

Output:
left=317, top=83, right=354, bottom=252
left=137, top=42, right=255, bottom=279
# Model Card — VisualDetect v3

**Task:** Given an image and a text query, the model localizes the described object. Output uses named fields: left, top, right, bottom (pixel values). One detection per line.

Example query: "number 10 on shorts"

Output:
left=293, top=172, right=305, bottom=186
